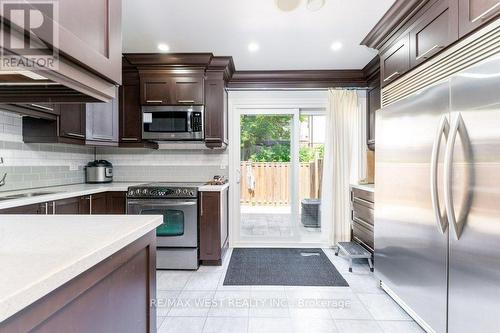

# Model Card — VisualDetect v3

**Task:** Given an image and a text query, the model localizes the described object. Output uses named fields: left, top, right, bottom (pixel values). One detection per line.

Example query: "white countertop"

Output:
left=0, top=182, right=229, bottom=210
left=198, top=183, right=229, bottom=192
left=0, top=182, right=143, bottom=210
left=0, top=215, right=162, bottom=323
left=351, top=183, right=375, bottom=192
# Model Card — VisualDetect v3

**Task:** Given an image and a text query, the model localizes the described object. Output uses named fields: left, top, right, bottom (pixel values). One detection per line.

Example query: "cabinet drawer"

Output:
left=380, top=34, right=410, bottom=85
left=352, top=202, right=374, bottom=226
left=410, top=0, right=458, bottom=66
left=352, top=219, right=374, bottom=251
left=351, top=188, right=374, bottom=204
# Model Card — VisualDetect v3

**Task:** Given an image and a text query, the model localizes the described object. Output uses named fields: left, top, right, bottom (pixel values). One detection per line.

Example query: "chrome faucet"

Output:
left=0, top=157, right=6, bottom=187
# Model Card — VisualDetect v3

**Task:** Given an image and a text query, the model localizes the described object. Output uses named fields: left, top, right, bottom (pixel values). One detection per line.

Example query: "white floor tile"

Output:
left=156, top=290, right=181, bottom=316
left=248, top=317, right=293, bottom=333
left=378, top=320, right=425, bottom=333
left=168, top=290, right=215, bottom=317
left=208, top=290, right=251, bottom=317
left=291, top=318, right=338, bottom=333
left=249, top=290, right=289, bottom=317
left=158, top=316, right=207, bottom=333
left=184, top=272, right=222, bottom=291
left=202, top=317, right=249, bottom=333
left=157, top=316, right=166, bottom=329
left=329, top=298, right=373, bottom=320
left=334, top=320, right=384, bottom=333
left=157, top=270, right=193, bottom=290
left=358, top=294, right=411, bottom=321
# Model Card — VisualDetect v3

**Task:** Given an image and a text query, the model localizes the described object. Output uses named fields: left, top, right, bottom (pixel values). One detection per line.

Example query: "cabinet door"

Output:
left=458, top=0, right=500, bottom=37
left=91, top=193, right=108, bottom=214
left=410, top=0, right=459, bottom=66
left=86, top=88, right=118, bottom=143
left=199, top=192, right=221, bottom=261
left=171, top=76, right=204, bottom=105
left=141, top=78, right=171, bottom=105
left=380, top=34, right=410, bottom=86
left=0, top=202, right=46, bottom=214
left=54, top=196, right=82, bottom=214
left=204, top=75, right=226, bottom=147
left=59, top=104, right=86, bottom=141
left=106, top=191, right=126, bottom=214
left=367, top=84, right=380, bottom=151
left=119, top=82, right=142, bottom=143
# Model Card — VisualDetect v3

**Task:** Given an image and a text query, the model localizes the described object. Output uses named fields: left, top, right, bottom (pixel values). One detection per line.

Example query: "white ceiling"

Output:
left=122, top=0, right=395, bottom=70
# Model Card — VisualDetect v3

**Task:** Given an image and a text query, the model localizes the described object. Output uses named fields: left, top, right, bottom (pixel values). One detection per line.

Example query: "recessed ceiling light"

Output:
left=157, top=43, right=170, bottom=52
left=248, top=42, right=260, bottom=52
left=307, top=0, right=325, bottom=11
left=330, top=42, right=343, bottom=51
left=275, top=0, right=301, bottom=12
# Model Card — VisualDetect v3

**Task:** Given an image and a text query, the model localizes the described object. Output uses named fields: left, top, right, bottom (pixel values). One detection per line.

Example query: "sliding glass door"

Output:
left=236, top=108, right=326, bottom=245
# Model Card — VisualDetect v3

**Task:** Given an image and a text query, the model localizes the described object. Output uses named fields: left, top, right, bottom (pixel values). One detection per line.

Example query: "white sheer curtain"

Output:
left=321, top=89, right=367, bottom=246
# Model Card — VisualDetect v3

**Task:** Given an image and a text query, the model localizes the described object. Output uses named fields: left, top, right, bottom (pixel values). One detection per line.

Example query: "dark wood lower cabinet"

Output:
left=106, top=191, right=127, bottom=214
left=91, top=192, right=108, bottom=214
left=0, top=231, right=157, bottom=333
left=0, top=202, right=47, bottom=214
left=53, top=196, right=88, bottom=215
left=199, top=188, right=229, bottom=265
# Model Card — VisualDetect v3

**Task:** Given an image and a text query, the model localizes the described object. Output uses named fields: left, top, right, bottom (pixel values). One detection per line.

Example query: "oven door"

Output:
left=127, top=199, right=198, bottom=247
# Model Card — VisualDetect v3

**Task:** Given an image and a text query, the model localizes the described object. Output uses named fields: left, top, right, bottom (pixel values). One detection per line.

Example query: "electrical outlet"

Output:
left=220, top=164, right=227, bottom=170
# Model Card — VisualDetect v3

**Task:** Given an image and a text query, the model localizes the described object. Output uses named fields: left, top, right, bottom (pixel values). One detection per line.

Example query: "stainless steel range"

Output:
left=127, top=182, right=203, bottom=270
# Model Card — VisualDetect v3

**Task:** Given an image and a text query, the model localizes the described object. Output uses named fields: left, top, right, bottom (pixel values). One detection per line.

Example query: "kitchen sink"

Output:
left=0, top=191, right=60, bottom=200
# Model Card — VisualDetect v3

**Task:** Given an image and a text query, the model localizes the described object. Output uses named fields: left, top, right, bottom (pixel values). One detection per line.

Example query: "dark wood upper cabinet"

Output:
left=139, top=69, right=205, bottom=106
left=58, top=104, right=86, bottom=141
left=410, top=0, right=459, bottom=66
left=141, top=79, right=171, bottom=105
left=380, top=34, right=410, bottom=86
left=204, top=72, right=228, bottom=148
left=171, top=75, right=205, bottom=105
left=458, top=0, right=500, bottom=37
left=0, top=0, right=121, bottom=102
left=55, top=0, right=122, bottom=85
left=367, top=83, right=381, bottom=151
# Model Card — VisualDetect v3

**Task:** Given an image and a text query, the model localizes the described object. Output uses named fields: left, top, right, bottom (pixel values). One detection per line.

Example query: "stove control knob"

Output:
left=189, top=191, right=195, bottom=196
left=142, top=189, right=148, bottom=195
left=176, top=189, right=181, bottom=195
left=183, top=189, right=188, bottom=195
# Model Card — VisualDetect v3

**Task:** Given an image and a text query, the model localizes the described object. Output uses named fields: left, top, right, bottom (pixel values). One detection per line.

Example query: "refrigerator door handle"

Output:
left=444, top=113, right=473, bottom=240
left=431, top=115, right=449, bottom=234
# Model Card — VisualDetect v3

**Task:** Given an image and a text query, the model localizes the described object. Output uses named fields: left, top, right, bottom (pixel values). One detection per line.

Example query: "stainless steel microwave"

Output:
left=142, top=105, right=204, bottom=141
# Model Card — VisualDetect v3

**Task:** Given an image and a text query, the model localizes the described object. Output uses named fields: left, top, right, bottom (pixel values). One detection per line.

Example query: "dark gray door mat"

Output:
left=223, top=248, right=349, bottom=287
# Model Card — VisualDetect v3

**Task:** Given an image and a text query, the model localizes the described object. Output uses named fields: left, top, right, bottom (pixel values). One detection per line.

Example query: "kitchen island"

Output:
left=0, top=215, right=162, bottom=333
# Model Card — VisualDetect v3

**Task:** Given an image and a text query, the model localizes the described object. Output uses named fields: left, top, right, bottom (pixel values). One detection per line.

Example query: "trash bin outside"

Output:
left=301, top=199, right=321, bottom=228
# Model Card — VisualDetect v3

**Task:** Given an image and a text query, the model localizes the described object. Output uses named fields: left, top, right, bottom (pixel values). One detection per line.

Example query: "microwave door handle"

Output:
left=430, top=115, right=449, bottom=234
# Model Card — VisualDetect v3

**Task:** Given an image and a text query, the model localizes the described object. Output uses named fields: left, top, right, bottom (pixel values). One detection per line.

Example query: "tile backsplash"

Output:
left=0, top=111, right=94, bottom=192
left=0, top=109, right=228, bottom=192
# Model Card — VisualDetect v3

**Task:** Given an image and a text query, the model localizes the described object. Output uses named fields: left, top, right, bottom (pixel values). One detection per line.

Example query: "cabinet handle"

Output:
left=200, top=194, right=203, bottom=217
left=416, top=45, right=444, bottom=61
left=471, top=3, right=500, bottom=23
left=65, top=132, right=85, bottom=138
left=52, top=201, right=55, bottom=214
left=146, top=100, right=163, bottom=103
left=383, top=71, right=400, bottom=82
left=30, top=104, right=54, bottom=112
left=178, top=100, right=195, bottom=104
left=121, top=137, right=139, bottom=141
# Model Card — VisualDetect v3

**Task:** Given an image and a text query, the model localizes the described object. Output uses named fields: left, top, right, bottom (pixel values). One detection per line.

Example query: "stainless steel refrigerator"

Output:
left=375, top=53, right=500, bottom=333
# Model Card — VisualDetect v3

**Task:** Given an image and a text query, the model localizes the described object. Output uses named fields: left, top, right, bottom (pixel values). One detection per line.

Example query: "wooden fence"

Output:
left=240, top=159, right=323, bottom=206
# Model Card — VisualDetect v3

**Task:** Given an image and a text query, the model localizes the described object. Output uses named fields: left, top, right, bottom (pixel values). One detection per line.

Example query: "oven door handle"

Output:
left=127, top=200, right=197, bottom=207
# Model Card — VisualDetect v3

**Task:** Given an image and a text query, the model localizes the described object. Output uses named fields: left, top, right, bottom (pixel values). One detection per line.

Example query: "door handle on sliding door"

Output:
left=431, top=115, right=449, bottom=234
left=444, top=113, right=473, bottom=240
